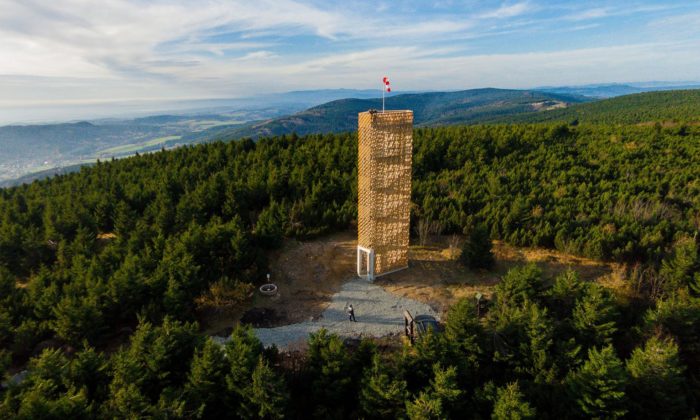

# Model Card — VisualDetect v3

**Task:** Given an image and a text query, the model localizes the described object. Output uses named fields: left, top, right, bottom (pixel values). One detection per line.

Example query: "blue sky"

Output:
left=1, top=0, right=700, bottom=121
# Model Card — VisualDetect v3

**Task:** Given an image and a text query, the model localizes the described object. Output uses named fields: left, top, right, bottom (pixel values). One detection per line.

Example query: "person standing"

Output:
left=347, top=304, right=357, bottom=322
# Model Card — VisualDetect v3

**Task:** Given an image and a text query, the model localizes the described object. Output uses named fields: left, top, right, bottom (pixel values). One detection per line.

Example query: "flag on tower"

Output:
left=382, top=76, right=392, bottom=112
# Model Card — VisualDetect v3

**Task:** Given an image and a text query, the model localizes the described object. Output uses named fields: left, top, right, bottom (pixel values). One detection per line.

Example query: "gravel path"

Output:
left=213, top=278, right=439, bottom=349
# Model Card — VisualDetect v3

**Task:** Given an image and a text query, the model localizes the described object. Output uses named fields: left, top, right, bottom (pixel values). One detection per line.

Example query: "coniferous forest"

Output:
left=1, top=122, right=699, bottom=418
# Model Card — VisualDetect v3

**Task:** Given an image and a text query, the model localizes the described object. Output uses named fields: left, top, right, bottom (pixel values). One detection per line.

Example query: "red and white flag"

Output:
left=383, top=76, right=391, bottom=92
left=381, top=76, right=392, bottom=111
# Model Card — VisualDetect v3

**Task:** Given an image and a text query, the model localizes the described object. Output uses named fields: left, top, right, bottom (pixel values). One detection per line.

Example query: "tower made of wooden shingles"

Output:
left=357, top=110, right=413, bottom=281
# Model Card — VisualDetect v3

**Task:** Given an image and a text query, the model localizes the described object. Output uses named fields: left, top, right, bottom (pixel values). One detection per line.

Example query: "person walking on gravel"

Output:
left=347, top=303, right=357, bottom=322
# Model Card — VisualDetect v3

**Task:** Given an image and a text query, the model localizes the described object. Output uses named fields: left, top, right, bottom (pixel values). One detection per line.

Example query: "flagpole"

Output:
left=381, top=76, right=390, bottom=112
left=382, top=81, right=385, bottom=113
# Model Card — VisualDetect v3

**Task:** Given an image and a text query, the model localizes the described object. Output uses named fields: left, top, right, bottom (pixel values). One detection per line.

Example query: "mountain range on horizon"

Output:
left=536, top=81, right=700, bottom=98
left=2, top=83, right=700, bottom=188
left=3, top=81, right=700, bottom=127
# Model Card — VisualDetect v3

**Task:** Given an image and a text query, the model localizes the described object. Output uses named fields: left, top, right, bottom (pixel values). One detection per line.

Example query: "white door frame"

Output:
left=357, top=246, right=375, bottom=281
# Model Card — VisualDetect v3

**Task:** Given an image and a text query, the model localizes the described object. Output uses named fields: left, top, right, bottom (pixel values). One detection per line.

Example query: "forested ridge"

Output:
left=1, top=122, right=699, bottom=418
left=215, top=88, right=585, bottom=140
left=506, top=89, right=700, bottom=124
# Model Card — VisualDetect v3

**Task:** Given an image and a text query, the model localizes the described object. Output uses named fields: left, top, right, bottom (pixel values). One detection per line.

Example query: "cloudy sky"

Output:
left=2, top=0, right=700, bottom=122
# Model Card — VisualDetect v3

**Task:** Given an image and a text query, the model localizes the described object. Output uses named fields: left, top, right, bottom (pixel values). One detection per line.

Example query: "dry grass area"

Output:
left=379, top=237, right=622, bottom=314
left=201, top=231, right=623, bottom=334
left=200, top=231, right=356, bottom=334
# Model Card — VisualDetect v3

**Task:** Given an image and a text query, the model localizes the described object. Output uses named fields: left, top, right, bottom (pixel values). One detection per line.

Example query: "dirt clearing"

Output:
left=201, top=231, right=620, bottom=336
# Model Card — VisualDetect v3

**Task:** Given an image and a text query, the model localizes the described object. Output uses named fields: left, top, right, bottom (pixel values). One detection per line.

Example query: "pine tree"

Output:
left=15, top=386, right=90, bottom=419
left=429, top=364, right=463, bottom=417
left=626, top=336, right=690, bottom=419
left=253, top=201, right=284, bottom=249
left=242, top=356, right=288, bottom=420
left=406, top=391, right=443, bottom=420
left=572, top=283, right=618, bottom=350
left=660, top=237, right=700, bottom=295
left=51, top=293, right=105, bottom=346
left=359, top=354, right=408, bottom=419
left=566, top=345, right=628, bottom=419
left=491, top=382, right=536, bottom=420
left=67, top=345, right=110, bottom=403
left=643, top=291, right=700, bottom=374
left=521, top=302, right=555, bottom=384
left=490, top=299, right=555, bottom=383
left=444, top=298, right=483, bottom=376
left=402, top=329, right=453, bottom=392
left=460, top=223, right=495, bottom=269
left=547, top=270, right=586, bottom=318
left=8, top=348, right=92, bottom=418
left=494, top=264, right=543, bottom=308
left=306, top=329, right=353, bottom=418
left=107, top=317, right=201, bottom=416
left=0, top=349, right=9, bottom=380
left=225, top=325, right=263, bottom=400
left=185, top=339, right=230, bottom=418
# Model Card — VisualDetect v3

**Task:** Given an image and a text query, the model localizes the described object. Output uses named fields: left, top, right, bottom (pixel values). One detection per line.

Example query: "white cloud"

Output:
left=562, top=3, right=679, bottom=22
left=565, top=7, right=609, bottom=21
left=0, top=0, right=699, bottom=123
left=479, top=2, right=532, bottom=19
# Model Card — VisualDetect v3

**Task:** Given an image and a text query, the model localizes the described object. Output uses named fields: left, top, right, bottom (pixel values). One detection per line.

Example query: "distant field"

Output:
left=98, top=135, right=181, bottom=156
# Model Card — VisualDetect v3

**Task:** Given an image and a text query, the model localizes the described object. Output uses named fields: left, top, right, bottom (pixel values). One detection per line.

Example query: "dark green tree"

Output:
left=0, top=349, right=9, bottom=380
left=660, top=237, right=700, bottom=295
left=107, top=317, right=201, bottom=417
left=490, top=299, right=555, bottom=384
left=51, top=294, right=105, bottom=346
left=491, top=382, right=536, bottom=420
left=460, top=223, right=495, bottom=269
left=626, top=336, right=690, bottom=419
left=242, top=356, right=289, bottom=420
left=443, top=298, right=483, bottom=379
left=547, top=269, right=586, bottom=319
left=66, top=345, right=110, bottom=404
left=493, top=264, right=543, bottom=308
left=401, top=330, right=454, bottom=393
left=359, top=354, right=408, bottom=419
left=185, top=339, right=230, bottom=418
left=254, top=201, right=284, bottom=249
left=4, top=348, right=92, bottom=419
left=643, top=291, right=700, bottom=398
left=572, top=283, right=618, bottom=350
left=406, top=391, right=443, bottom=420
left=566, top=345, right=628, bottom=419
left=428, top=364, right=463, bottom=418
left=225, top=325, right=263, bottom=402
left=305, top=329, right=353, bottom=418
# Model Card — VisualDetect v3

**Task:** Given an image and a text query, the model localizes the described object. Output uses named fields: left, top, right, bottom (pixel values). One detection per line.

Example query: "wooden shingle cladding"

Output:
left=357, top=110, right=413, bottom=278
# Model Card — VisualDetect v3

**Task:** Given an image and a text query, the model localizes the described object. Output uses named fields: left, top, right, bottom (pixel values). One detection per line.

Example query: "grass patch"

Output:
left=98, top=135, right=181, bottom=155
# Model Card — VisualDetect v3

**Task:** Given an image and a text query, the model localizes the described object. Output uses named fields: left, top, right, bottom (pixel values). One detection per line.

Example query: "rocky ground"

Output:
left=213, top=277, right=439, bottom=350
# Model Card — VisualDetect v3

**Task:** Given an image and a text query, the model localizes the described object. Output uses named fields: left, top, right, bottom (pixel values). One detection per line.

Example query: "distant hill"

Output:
left=0, top=110, right=278, bottom=183
left=1, top=88, right=399, bottom=126
left=537, top=82, right=700, bottom=98
left=0, top=163, right=87, bottom=188
left=0, top=89, right=413, bottom=183
left=0, top=120, right=172, bottom=183
left=203, top=88, right=587, bottom=140
left=504, top=90, right=700, bottom=125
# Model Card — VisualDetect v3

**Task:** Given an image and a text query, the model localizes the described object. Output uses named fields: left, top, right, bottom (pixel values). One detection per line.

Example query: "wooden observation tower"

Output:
left=357, top=109, right=413, bottom=281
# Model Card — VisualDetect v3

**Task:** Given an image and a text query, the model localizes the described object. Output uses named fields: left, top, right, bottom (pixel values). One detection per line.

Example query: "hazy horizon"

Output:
left=3, top=80, right=700, bottom=126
